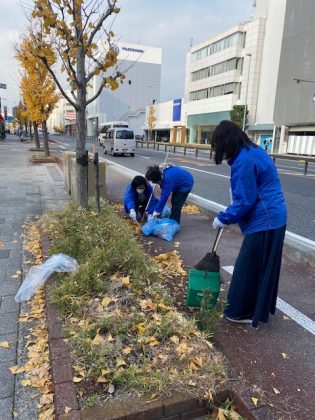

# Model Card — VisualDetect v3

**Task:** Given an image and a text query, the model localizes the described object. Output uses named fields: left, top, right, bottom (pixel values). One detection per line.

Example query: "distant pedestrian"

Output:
left=211, top=120, right=287, bottom=329
left=124, top=176, right=157, bottom=222
left=145, top=164, right=194, bottom=224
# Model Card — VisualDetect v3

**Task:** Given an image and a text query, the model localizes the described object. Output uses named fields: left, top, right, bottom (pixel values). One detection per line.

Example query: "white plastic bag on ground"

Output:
left=15, top=253, right=79, bottom=302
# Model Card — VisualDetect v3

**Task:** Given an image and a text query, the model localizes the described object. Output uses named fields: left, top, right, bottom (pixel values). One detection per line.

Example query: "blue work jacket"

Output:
left=154, top=166, right=194, bottom=214
left=124, top=183, right=156, bottom=214
left=217, top=145, right=287, bottom=235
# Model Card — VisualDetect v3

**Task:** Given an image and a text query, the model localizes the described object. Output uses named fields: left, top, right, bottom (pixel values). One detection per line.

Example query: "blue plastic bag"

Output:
left=141, top=217, right=159, bottom=236
left=141, top=218, right=180, bottom=241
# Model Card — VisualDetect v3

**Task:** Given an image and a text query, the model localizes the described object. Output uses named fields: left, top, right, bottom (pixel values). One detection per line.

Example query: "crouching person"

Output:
left=145, top=165, right=194, bottom=224
left=124, top=176, right=156, bottom=222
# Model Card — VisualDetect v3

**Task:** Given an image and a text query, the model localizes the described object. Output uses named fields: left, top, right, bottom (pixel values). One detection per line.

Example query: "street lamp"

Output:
left=242, top=53, right=252, bottom=131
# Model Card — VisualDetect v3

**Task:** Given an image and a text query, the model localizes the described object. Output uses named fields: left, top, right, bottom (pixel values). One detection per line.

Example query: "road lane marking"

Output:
left=136, top=155, right=151, bottom=159
left=222, top=266, right=315, bottom=335
left=180, top=165, right=230, bottom=179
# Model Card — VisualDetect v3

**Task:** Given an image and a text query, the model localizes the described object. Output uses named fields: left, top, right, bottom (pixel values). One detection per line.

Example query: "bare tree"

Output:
left=32, top=0, right=125, bottom=207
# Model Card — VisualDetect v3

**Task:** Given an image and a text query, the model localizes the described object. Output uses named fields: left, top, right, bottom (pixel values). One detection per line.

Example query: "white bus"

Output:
left=98, top=121, right=129, bottom=145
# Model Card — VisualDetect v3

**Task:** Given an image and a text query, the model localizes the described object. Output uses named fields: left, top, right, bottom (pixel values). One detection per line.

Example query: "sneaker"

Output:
left=224, top=316, right=253, bottom=324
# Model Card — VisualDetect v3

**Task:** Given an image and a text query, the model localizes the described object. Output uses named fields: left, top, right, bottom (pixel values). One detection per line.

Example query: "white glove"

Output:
left=147, top=214, right=154, bottom=221
left=153, top=211, right=160, bottom=218
left=212, top=217, right=228, bottom=229
left=129, top=209, right=137, bottom=221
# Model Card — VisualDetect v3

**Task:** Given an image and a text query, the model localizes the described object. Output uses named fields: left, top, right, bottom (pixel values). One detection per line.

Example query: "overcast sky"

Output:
left=0, top=0, right=253, bottom=113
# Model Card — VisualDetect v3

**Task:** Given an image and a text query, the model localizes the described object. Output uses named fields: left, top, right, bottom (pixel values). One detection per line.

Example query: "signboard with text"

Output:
left=0, top=83, right=7, bottom=89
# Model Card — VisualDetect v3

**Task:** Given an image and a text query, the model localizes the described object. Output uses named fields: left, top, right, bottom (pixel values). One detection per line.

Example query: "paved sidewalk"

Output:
left=0, top=135, right=69, bottom=419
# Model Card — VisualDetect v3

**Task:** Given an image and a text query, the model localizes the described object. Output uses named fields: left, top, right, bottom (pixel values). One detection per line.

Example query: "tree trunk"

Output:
left=33, top=122, right=40, bottom=148
left=42, top=120, right=50, bottom=156
left=29, top=121, right=33, bottom=139
left=75, top=12, right=88, bottom=209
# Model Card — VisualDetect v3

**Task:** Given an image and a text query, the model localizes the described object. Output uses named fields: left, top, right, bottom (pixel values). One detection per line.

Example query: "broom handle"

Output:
left=212, top=228, right=223, bottom=253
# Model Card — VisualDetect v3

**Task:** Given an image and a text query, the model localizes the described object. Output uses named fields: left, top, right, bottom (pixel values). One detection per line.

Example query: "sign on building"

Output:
left=172, top=98, right=182, bottom=122
left=0, top=83, right=7, bottom=89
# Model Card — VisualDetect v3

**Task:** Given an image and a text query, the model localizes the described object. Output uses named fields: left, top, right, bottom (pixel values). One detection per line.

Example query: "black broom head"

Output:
left=194, top=252, right=220, bottom=272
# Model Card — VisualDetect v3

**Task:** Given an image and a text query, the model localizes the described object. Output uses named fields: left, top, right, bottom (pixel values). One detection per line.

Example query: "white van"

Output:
left=104, top=128, right=136, bottom=157
left=98, top=121, right=129, bottom=146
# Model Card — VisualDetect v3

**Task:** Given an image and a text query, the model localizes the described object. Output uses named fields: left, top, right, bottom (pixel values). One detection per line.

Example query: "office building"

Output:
left=87, top=42, right=162, bottom=136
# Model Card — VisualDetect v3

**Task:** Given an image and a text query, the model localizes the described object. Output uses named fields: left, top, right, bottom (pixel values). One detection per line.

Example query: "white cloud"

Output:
left=0, top=0, right=253, bottom=113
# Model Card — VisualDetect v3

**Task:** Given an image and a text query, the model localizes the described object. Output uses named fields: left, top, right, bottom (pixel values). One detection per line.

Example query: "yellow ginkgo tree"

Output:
left=16, top=32, right=59, bottom=156
left=31, top=0, right=125, bottom=208
left=147, top=106, right=157, bottom=141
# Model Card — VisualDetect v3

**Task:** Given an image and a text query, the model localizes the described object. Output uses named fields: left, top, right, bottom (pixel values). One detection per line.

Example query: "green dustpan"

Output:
left=186, top=229, right=223, bottom=308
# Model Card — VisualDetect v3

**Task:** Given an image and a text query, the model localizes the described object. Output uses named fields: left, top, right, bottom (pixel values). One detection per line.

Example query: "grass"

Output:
left=45, top=200, right=226, bottom=407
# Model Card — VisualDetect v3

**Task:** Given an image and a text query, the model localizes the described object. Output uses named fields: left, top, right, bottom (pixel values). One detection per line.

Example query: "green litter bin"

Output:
left=186, top=268, right=221, bottom=308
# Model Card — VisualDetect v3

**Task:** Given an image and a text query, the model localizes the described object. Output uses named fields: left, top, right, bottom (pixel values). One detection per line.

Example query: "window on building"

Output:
left=190, top=82, right=240, bottom=101
left=191, top=31, right=245, bottom=62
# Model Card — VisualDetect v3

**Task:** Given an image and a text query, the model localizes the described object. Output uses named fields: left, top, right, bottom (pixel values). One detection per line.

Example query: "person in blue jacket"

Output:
left=145, top=164, right=194, bottom=224
left=124, top=176, right=157, bottom=222
left=211, top=120, right=287, bottom=329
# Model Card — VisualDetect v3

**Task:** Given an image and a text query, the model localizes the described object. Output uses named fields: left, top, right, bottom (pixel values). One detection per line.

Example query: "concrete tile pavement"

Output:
left=0, top=135, right=70, bottom=419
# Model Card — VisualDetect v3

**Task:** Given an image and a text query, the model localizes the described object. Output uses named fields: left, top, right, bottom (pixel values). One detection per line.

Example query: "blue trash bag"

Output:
left=142, top=218, right=180, bottom=241
left=160, top=205, right=171, bottom=218
left=141, top=217, right=159, bottom=236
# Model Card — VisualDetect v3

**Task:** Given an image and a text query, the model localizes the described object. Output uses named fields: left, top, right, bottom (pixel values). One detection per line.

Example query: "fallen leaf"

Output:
left=21, top=379, right=31, bottom=387
left=101, top=296, right=111, bottom=307
left=281, top=353, right=289, bottom=359
left=282, top=315, right=290, bottom=320
left=0, top=341, right=10, bottom=348
left=0, top=241, right=4, bottom=248
left=12, top=412, right=19, bottom=418
left=64, top=406, right=72, bottom=414
left=123, top=347, right=132, bottom=355
left=121, top=276, right=130, bottom=286
left=73, top=376, right=83, bottom=383
left=188, top=380, right=196, bottom=387
left=116, top=358, right=126, bottom=367
left=170, top=335, right=180, bottom=345
left=273, top=387, right=280, bottom=395
left=251, top=397, right=259, bottom=406
left=11, top=274, right=20, bottom=279
left=108, top=383, right=115, bottom=394
left=97, top=376, right=107, bottom=383
left=16, top=270, right=22, bottom=275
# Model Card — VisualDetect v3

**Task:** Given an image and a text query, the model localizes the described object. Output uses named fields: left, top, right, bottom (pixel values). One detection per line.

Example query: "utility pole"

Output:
left=242, top=54, right=252, bottom=131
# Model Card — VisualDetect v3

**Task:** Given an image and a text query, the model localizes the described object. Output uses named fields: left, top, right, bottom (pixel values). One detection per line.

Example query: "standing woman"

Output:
left=211, top=121, right=287, bottom=329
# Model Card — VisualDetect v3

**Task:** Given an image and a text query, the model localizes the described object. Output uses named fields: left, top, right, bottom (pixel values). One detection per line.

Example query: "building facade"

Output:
left=184, top=15, right=266, bottom=144
left=144, top=98, right=186, bottom=143
left=87, top=42, right=162, bottom=137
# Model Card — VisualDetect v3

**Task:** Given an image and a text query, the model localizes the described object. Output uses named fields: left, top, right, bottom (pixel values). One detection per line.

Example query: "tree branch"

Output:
left=85, top=71, right=120, bottom=106
left=38, top=55, right=78, bottom=110
left=86, top=0, right=116, bottom=50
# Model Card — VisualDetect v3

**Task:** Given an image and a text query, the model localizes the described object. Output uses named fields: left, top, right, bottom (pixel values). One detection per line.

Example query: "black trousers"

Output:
left=170, top=190, right=190, bottom=224
left=224, top=225, right=286, bottom=328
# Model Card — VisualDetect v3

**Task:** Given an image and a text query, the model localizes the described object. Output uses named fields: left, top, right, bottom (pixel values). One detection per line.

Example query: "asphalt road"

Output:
left=52, top=135, right=315, bottom=241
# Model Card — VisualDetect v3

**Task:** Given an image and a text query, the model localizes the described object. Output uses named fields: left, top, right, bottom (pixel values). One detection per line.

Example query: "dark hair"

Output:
left=145, top=165, right=162, bottom=183
left=131, top=175, right=147, bottom=190
left=211, top=120, right=254, bottom=164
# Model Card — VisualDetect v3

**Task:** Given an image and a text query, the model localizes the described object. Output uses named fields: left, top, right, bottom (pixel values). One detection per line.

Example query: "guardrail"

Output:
left=136, top=140, right=315, bottom=175
left=136, top=140, right=214, bottom=159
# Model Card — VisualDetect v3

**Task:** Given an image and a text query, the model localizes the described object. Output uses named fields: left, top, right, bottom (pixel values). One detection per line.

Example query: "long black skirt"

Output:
left=224, top=225, right=286, bottom=328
